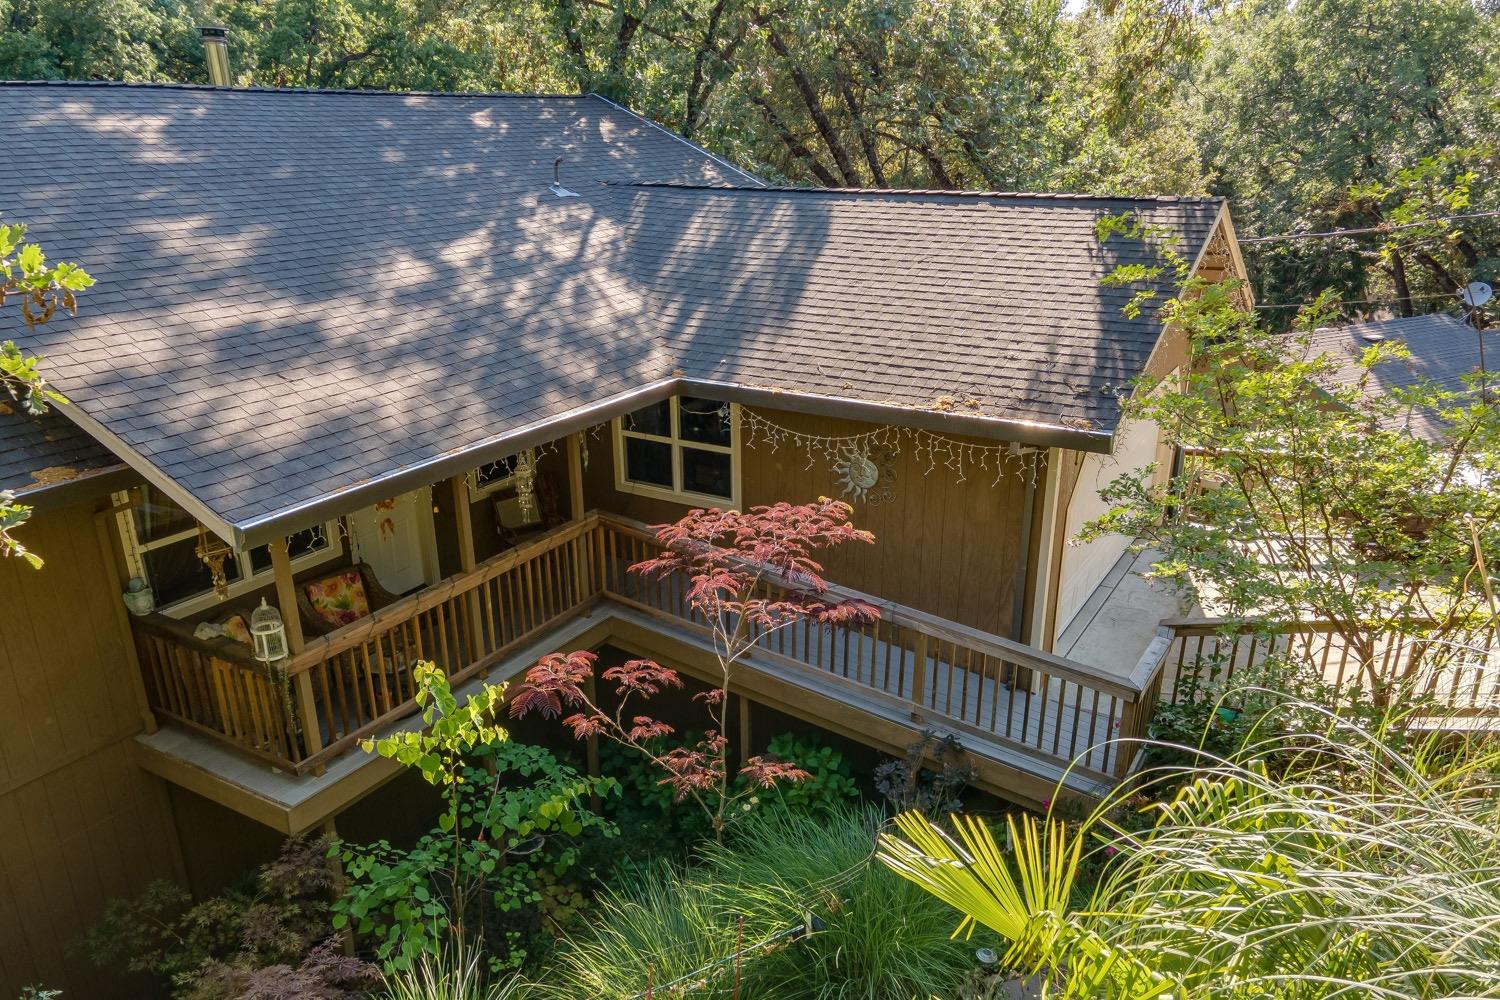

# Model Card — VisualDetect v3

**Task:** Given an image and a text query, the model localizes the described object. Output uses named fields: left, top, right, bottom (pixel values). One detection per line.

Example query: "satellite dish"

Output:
left=1462, top=281, right=1493, bottom=308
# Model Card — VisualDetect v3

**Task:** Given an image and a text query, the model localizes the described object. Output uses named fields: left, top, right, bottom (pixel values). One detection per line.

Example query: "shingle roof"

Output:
left=0, top=404, right=125, bottom=496
left=2, top=82, right=1223, bottom=543
left=1306, top=313, right=1498, bottom=442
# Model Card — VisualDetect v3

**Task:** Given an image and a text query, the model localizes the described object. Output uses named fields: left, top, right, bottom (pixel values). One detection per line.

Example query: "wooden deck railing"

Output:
left=137, top=511, right=1172, bottom=783
left=136, top=516, right=603, bottom=773
left=593, top=514, right=1164, bottom=781
left=1153, top=616, right=1500, bottom=715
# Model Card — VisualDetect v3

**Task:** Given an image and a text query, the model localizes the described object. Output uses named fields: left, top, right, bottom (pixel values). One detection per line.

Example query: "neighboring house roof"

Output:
left=0, top=404, right=127, bottom=499
left=1, top=82, right=1224, bottom=545
left=1306, top=313, right=1498, bottom=442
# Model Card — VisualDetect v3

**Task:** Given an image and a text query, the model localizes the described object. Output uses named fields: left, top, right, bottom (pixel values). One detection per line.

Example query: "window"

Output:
left=614, top=396, right=739, bottom=507
left=470, top=450, right=532, bottom=497
left=115, top=485, right=341, bottom=616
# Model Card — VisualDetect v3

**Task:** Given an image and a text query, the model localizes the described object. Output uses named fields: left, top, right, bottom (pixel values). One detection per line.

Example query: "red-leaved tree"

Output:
left=509, top=498, right=878, bottom=838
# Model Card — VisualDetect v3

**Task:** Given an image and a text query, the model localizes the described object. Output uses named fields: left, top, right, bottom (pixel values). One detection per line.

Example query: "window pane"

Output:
left=475, top=455, right=518, bottom=489
left=678, top=397, right=731, bottom=446
left=131, top=485, right=196, bottom=543
left=624, top=437, right=674, bottom=489
left=682, top=447, right=733, bottom=500
left=248, top=525, right=329, bottom=574
left=623, top=400, right=671, bottom=437
left=143, top=536, right=243, bottom=608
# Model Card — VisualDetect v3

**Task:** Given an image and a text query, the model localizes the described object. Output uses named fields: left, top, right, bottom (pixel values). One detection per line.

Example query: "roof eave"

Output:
left=231, top=379, right=1113, bottom=548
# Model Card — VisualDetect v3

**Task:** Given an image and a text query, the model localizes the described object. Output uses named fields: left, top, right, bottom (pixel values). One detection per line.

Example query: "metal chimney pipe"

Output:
left=199, top=26, right=230, bottom=87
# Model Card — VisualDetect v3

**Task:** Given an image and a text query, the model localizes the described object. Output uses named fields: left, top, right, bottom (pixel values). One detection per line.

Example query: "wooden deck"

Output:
left=131, top=512, right=1171, bottom=804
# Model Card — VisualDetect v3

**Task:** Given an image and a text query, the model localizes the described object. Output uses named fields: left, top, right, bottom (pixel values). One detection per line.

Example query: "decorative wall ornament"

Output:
left=194, top=523, right=234, bottom=599
left=834, top=444, right=896, bottom=505
left=739, top=407, right=1041, bottom=490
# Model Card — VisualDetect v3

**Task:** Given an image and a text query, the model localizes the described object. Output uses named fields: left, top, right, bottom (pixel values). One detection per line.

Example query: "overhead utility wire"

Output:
left=1239, top=210, right=1500, bottom=244
left=1253, top=290, right=1470, bottom=311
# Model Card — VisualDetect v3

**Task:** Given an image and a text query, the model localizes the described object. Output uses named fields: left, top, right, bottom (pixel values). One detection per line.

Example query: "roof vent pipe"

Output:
left=199, top=26, right=231, bottom=87
left=550, top=156, right=579, bottom=198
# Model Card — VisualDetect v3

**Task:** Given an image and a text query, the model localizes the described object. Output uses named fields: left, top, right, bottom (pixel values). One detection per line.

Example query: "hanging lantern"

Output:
left=194, top=523, right=234, bottom=599
left=250, top=598, right=289, bottom=663
left=513, top=448, right=538, bottom=521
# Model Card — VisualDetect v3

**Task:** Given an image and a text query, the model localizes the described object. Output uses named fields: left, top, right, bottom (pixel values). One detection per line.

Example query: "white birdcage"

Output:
left=250, top=598, right=288, bottom=663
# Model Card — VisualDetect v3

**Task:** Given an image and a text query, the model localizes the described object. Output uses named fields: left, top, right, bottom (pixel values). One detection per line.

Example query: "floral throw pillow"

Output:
left=305, top=570, right=371, bottom=628
left=222, top=614, right=252, bottom=646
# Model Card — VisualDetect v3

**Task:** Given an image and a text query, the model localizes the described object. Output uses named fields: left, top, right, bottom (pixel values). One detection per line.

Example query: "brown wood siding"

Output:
left=581, top=406, right=1038, bottom=638
left=0, top=501, right=185, bottom=997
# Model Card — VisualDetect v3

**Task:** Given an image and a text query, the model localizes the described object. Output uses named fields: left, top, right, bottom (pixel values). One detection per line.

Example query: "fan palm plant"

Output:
left=878, top=711, right=1500, bottom=999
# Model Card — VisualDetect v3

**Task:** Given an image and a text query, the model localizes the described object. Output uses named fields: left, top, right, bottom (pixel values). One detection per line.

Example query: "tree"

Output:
left=1084, top=215, right=1500, bottom=704
left=509, top=498, right=877, bottom=839
left=341, top=663, right=615, bottom=973
left=1, top=218, right=93, bottom=567
left=1188, top=0, right=1500, bottom=314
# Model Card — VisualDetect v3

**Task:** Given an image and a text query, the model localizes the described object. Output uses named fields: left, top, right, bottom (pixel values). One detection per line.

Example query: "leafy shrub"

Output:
left=598, top=731, right=863, bottom=862
left=540, top=805, right=979, bottom=999
left=81, top=836, right=376, bottom=999
left=873, top=730, right=975, bottom=814
left=334, top=741, right=617, bottom=975
left=752, top=732, right=860, bottom=818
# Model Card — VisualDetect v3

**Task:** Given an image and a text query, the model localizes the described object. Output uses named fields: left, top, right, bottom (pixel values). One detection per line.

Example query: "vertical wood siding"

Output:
left=0, top=501, right=184, bottom=997
left=582, top=407, right=1041, bottom=639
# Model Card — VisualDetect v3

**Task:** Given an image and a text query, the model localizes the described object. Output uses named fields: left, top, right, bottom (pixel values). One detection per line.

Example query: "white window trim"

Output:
left=114, top=490, right=343, bottom=619
left=613, top=398, right=742, bottom=509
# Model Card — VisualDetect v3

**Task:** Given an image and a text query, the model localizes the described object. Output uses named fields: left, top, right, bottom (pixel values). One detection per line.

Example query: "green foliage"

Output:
left=1188, top=0, right=1499, bottom=315
left=344, top=671, right=617, bottom=976
left=540, top=805, right=976, bottom=1000
left=80, top=836, right=375, bottom=998
left=0, top=218, right=93, bottom=568
left=752, top=732, right=860, bottom=818
left=379, top=943, right=525, bottom=1000
left=882, top=708, right=1500, bottom=998
left=1086, top=222, right=1500, bottom=702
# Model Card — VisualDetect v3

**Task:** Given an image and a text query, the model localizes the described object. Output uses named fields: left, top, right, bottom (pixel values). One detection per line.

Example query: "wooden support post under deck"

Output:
left=738, top=693, right=752, bottom=763
left=584, top=673, right=601, bottom=811
left=272, top=538, right=323, bottom=771
left=447, top=474, right=487, bottom=673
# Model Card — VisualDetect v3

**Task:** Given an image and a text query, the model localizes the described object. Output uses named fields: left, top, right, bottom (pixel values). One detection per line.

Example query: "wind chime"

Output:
left=194, top=523, right=233, bottom=599
left=513, top=448, right=538, bottom=521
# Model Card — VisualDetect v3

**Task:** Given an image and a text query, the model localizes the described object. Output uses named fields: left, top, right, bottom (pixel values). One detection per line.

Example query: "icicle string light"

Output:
left=738, top=407, right=1040, bottom=488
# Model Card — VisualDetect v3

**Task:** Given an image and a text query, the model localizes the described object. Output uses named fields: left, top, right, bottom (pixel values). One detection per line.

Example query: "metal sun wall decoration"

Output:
left=834, top=444, right=897, bottom=505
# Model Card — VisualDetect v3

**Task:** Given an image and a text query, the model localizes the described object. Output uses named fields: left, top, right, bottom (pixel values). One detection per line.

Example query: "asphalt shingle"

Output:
left=1, top=82, right=1222, bottom=536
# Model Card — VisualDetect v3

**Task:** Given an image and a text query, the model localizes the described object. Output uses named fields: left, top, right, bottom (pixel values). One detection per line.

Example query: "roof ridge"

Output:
left=0, top=79, right=592, bottom=101
left=619, top=180, right=1222, bottom=204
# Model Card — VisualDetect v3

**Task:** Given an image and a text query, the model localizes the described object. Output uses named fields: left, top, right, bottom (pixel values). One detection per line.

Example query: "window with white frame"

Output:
left=613, top=396, right=739, bottom=507
left=114, top=485, right=341, bottom=616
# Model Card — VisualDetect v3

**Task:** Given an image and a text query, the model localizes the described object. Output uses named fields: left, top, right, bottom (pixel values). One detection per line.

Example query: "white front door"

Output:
left=347, top=487, right=438, bottom=594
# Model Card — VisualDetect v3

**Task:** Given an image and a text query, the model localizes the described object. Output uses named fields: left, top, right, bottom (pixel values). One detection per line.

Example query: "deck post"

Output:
left=738, top=693, right=752, bottom=763
left=911, top=632, right=929, bottom=713
left=272, top=538, right=323, bottom=770
left=95, top=499, right=159, bottom=734
left=565, top=434, right=590, bottom=602
left=566, top=432, right=586, bottom=521
left=447, top=473, right=487, bottom=673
